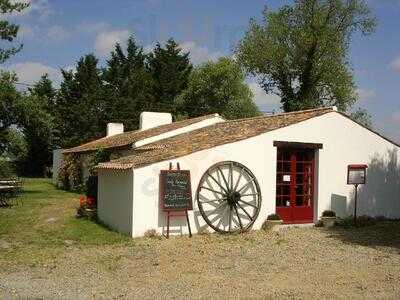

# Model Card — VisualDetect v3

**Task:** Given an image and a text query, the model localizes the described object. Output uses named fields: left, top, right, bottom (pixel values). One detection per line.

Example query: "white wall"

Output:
left=98, top=168, right=134, bottom=235
left=140, top=112, right=172, bottom=130
left=133, top=115, right=224, bottom=148
left=129, top=111, right=400, bottom=237
left=106, top=123, right=124, bottom=137
left=132, top=134, right=277, bottom=237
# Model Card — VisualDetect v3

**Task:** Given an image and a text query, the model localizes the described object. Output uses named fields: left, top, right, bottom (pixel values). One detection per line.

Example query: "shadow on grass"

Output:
left=324, top=221, right=400, bottom=253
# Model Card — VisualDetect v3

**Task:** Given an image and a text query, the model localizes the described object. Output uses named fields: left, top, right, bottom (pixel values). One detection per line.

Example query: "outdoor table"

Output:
left=0, top=180, right=20, bottom=185
left=0, top=185, right=21, bottom=207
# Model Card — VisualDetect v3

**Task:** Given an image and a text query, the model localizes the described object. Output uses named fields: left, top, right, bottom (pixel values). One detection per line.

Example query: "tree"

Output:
left=147, top=39, right=192, bottom=113
left=0, top=71, right=20, bottom=136
left=236, top=0, right=377, bottom=112
left=103, top=37, right=155, bottom=130
left=0, top=0, right=29, bottom=64
left=176, top=58, right=260, bottom=120
left=350, top=107, right=372, bottom=128
left=0, top=71, right=27, bottom=176
left=55, top=54, right=105, bottom=148
left=19, top=75, right=57, bottom=176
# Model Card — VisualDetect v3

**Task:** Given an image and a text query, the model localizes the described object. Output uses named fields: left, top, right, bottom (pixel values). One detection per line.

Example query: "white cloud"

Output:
left=356, top=88, right=376, bottom=101
left=6, top=62, right=62, bottom=87
left=94, top=29, right=131, bottom=57
left=389, top=57, right=400, bottom=71
left=248, top=82, right=281, bottom=108
left=16, top=24, right=70, bottom=43
left=46, top=25, right=71, bottom=42
left=180, top=41, right=224, bottom=65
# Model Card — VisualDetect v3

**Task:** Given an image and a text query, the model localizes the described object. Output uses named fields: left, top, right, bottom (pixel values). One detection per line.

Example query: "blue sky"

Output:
left=3, top=0, right=400, bottom=143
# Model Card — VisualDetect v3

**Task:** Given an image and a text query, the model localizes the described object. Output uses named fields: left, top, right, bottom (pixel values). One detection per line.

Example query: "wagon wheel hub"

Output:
left=227, top=191, right=241, bottom=206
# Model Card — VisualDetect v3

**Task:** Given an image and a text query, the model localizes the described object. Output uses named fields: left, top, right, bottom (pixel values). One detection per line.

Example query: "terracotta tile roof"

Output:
left=63, top=113, right=221, bottom=154
left=98, top=107, right=334, bottom=170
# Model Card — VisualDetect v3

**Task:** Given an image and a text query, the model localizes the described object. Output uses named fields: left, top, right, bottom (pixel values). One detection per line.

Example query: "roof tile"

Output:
left=63, top=113, right=220, bottom=154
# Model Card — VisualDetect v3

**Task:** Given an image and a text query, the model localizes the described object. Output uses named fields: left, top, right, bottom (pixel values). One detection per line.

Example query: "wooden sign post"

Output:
left=347, top=164, right=368, bottom=226
left=159, top=163, right=192, bottom=238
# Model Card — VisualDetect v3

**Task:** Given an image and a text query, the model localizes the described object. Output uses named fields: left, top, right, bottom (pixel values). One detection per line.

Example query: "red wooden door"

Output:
left=276, top=148, right=315, bottom=224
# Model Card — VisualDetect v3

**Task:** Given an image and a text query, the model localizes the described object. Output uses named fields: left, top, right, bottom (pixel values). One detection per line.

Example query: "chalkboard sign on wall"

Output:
left=160, top=170, right=192, bottom=211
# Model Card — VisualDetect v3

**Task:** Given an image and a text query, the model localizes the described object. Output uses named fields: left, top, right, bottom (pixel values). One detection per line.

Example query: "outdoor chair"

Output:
left=0, top=178, right=23, bottom=208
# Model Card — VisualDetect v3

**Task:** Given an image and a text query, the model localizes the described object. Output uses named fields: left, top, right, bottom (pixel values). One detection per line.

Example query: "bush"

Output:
left=58, top=153, right=83, bottom=192
left=0, top=159, right=16, bottom=179
left=267, top=213, right=282, bottom=221
left=322, top=210, right=336, bottom=217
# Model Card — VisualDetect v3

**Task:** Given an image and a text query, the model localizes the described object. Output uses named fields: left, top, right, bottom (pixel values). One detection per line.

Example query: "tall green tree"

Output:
left=0, top=0, right=29, bottom=64
left=176, top=58, right=260, bottom=120
left=55, top=54, right=105, bottom=148
left=147, top=39, right=192, bottom=113
left=103, top=37, right=155, bottom=130
left=19, top=75, right=56, bottom=176
left=0, top=71, right=27, bottom=176
left=236, top=0, right=377, bottom=112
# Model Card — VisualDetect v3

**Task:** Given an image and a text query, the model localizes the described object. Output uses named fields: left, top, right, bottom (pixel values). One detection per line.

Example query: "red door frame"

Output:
left=275, top=148, right=315, bottom=224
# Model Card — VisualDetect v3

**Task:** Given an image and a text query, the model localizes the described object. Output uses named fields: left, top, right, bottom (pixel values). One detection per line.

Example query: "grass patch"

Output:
left=0, top=178, right=132, bottom=268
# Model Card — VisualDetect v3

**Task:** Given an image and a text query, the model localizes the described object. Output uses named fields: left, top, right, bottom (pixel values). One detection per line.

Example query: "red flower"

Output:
left=79, top=196, right=86, bottom=207
left=87, top=197, right=96, bottom=208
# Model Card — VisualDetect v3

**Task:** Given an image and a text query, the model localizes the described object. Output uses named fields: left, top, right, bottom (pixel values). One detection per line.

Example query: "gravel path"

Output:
left=1, top=225, right=400, bottom=299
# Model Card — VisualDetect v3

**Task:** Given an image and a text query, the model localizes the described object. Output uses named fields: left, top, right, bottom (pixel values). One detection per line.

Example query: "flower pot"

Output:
left=321, top=217, right=336, bottom=228
left=263, top=219, right=283, bottom=232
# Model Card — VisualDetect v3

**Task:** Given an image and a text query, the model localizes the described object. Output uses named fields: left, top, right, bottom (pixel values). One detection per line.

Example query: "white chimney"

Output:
left=139, top=112, right=172, bottom=130
left=106, top=123, right=124, bottom=137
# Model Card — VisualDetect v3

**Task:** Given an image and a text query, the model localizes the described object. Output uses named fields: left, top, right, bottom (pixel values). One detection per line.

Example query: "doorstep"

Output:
left=279, top=223, right=315, bottom=230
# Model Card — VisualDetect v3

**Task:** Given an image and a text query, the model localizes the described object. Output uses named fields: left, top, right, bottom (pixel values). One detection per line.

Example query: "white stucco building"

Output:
left=94, top=107, right=400, bottom=237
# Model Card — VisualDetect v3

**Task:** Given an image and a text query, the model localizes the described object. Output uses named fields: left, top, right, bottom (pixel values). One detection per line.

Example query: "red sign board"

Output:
left=347, top=164, right=367, bottom=185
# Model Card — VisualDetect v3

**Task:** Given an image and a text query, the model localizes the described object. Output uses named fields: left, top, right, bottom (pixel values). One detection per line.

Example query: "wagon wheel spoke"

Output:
left=228, top=206, right=232, bottom=232
left=203, top=201, right=227, bottom=216
left=233, top=204, right=243, bottom=230
left=200, top=186, right=225, bottom=195
left=237, top=178, right=256, bottom=193
left=215, top=204, right=228, bottom=229
left=238, top=199, right=258, bottom=209
left=206, top=171, right=228, bottom=194
left=233, top=167, right=244, bottom=191
left=240, top=193, right=259, bottom=197
left=217, top=167, right=230, bottom=192
left=229, top=162, right=233, bottom=190
left=199, top=198, right=226, bottom=204
left=236, top=201, right=253, bottom=221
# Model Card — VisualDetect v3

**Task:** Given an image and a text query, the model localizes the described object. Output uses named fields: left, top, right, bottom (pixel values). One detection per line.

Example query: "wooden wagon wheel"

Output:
left=196, top=161, right=262, bottom=233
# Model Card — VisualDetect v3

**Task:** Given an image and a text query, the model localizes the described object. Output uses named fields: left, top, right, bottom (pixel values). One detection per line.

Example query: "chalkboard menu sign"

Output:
left=160, top=170, right=192, bottom=211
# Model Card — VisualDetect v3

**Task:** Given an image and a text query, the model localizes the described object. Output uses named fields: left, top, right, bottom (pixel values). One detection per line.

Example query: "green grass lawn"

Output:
left=0, top=178, right=132, bottom=268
